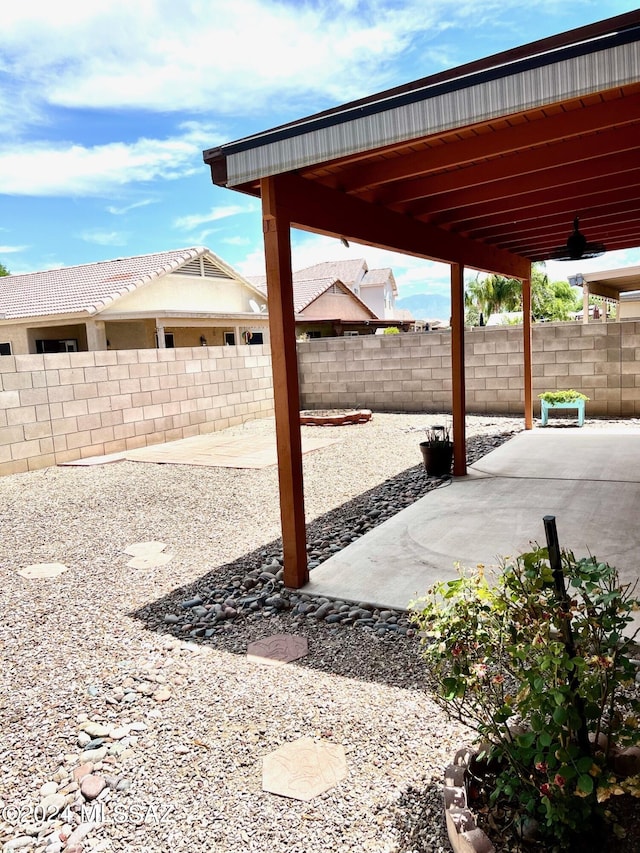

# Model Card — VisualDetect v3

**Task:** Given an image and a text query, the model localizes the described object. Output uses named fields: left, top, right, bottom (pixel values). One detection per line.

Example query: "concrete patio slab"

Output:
left=470, top=428, right=640, bottom=482
left=305, top=429, right=640, bottom=628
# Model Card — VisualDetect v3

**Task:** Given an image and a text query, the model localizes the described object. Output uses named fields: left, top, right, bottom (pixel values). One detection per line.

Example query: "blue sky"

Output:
left=1, top=0, right=638, bottom=301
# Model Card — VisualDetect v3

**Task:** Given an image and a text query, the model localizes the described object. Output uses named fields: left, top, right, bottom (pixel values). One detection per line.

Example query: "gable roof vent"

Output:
left=175, top=257, right=233, bottom=279
left=203, top=257, right=232, bottom=279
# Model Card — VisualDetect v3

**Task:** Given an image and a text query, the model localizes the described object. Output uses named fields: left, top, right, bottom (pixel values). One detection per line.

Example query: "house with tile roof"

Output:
left=290, top=258, right=407, bottom=322
left=247, top=258, right=411, bottom=338
left=0, top=247, right=269, bottom=355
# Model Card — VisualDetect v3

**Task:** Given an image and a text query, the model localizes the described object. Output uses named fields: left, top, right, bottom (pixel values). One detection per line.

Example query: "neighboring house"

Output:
left=569, top=265, right=640, bottom=322
left=291, top=258, right=408, bottom=321
left=0, top=247, right=269, bottom=356
left=248, top=259, right=412, bottom=338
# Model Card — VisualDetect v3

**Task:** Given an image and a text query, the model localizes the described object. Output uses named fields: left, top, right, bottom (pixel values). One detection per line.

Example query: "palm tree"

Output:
left=465, top=273, right=522, bottom=322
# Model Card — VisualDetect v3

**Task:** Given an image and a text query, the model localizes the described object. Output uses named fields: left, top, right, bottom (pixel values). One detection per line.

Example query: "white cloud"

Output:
left=107, top=199, right=158, bottom=215
left=222, top=236, right=252, bottom=247
left=173, top=204, right=253, bottom=230
left=0, top=0, right=528, bottom=118
left=236, top=231, right=453, bottom=298
left=0, top=123, right=222, bottom=197
left=79, top=230, right=128, bottom=246
left=0, top=244, right=28, bottom=253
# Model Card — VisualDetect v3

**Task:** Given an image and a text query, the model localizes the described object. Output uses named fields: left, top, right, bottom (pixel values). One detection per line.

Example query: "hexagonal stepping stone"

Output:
left=246, top=634, right=308, bottom=666
left=18, top=562, right=68, bottom=579
left=262, top=737, right=347, bottom=801
left=123, top=541, right=172, bottom=568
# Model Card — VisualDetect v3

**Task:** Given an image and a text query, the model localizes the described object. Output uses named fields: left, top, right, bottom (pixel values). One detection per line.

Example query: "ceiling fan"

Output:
left=550, top=217, right=606, bottom=261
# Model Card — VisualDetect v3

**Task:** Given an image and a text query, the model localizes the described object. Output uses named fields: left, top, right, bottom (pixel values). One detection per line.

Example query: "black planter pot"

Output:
left=419, top=441, right=453, bottom=476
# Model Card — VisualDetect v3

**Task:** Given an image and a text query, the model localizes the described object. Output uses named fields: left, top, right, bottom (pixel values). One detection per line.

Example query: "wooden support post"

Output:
left=450, top=263, right=466, bottom=476
left=522, top=273, right=533, bottom=430
left=261, top=176, right=308, bottom=589
left=583, top=285, right=590, bottom=325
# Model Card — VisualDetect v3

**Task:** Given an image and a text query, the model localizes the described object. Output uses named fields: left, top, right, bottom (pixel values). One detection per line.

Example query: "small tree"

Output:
left=0, top=262, right=9, bottom=277
left=412, top=549, right=640, bottom=849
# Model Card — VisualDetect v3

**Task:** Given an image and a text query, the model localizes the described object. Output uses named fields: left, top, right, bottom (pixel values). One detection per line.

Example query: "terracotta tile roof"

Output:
left=247, top=273, right=329, bottom=313
left=248, top=270, right=377, bottom=317
left=248, top=259, right=375, bottom=313
left=292, top=259, right=368, bottom=288
left=361, top=267, right=394, bottom=286
left=0, top=247, right=207, bottom=319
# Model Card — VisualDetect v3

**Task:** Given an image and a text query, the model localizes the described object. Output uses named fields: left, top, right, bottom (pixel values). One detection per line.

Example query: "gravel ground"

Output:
left=0, top=412, right=637, bottom=853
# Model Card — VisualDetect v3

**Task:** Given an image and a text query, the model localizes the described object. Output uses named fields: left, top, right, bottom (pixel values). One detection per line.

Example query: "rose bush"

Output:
left=412, top=548, right=639, bottom=849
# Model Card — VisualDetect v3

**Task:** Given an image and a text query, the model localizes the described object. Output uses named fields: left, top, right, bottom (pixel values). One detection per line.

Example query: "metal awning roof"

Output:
left=204, top=10, right=640, bottom=276
left=575, top=265, right=640, bottom=300
left=201, top=11, right=640, bottom=590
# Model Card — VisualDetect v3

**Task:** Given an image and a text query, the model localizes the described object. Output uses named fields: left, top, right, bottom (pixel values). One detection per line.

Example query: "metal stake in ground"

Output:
left=543, top=515, right=590, bottom=754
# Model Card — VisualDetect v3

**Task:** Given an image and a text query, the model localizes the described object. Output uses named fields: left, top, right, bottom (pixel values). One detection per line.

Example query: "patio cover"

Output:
left=570, top=265, right=640, bottom=318
left=203, top=11, right=640, bottom=588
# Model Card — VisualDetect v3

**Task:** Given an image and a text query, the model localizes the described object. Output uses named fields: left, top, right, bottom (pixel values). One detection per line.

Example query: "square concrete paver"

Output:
left=62, top=431, right=340, bottom=469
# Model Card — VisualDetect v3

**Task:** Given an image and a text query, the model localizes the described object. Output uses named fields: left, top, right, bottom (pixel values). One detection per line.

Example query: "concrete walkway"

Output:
left=305, top=428, right=640, bottom=629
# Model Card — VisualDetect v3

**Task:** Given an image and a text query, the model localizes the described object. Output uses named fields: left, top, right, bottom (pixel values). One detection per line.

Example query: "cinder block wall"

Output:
left=0, top=346, right=274, bottom=476
left=297, top=321, right=640, bottom=417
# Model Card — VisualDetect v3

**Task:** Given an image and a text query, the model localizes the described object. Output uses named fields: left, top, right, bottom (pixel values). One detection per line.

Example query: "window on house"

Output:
left=164, top=333, right=175, bottom=348
left=248, top=332, right=264, bottom=345
left=0, top=342, right=11, bottom=355
left=224, top=332, right=236, bottom=345
left=307, top=330, right=322, bottom=339
left=35, top=339, right=78, bottom=353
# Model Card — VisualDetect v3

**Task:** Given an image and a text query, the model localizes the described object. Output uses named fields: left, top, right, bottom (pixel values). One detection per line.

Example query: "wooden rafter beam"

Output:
left=468, top=200, right=640, bottom=242
left=322, top=90, right=640, bottom=193
left=265, top=172, right=530, bottom=279
left=425, top=172, right=640, bottom=229
left=588, top=282, right=628, bottom=300
left=370, top=124, right=639, bottom=207
left=410, top=150, right=640, bottom=218
left=504, top=221, right=640, bottom=255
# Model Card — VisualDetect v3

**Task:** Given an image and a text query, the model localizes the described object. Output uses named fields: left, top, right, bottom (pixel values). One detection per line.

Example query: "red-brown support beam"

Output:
left=450, top=263, right=467, bottom=475
left=522, top=274, right=533, bottom=429
left=261, top=176, right=309, bottom=588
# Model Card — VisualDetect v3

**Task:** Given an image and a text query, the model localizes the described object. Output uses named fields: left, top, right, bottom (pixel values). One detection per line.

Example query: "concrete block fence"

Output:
left=2, top=321, right=640, bottom=477
left=0, top=346, right=274, bottom=477
left=297, top=320, right=640, bottom=419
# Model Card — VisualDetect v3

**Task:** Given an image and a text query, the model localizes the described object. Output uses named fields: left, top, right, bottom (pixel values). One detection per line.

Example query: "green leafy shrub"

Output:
left=538, top=390, right=589, bottom=403
left=383, top=326, right=400, bottom=334
left=412, top=549, right=639, bottom=849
